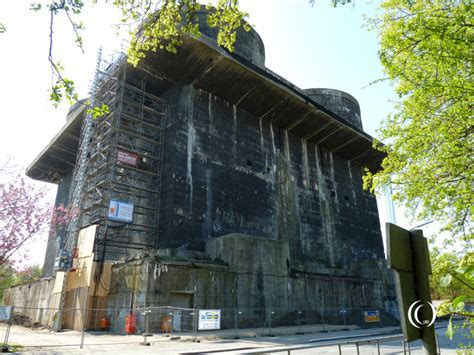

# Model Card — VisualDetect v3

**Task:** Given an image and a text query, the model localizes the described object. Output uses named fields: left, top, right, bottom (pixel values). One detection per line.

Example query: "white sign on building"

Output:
left=108, top=200, right=134, bottom=223
left=198, top=309, right=221, bottom=330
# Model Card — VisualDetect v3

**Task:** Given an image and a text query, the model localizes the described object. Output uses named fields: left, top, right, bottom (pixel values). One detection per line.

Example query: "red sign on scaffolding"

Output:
left=117, top=150, right=138, bottom=166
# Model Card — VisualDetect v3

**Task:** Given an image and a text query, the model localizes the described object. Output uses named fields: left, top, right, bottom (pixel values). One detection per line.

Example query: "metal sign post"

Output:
left=1, top=306, right=13, bottom=353
left=386, top=223, right=437, bottom=354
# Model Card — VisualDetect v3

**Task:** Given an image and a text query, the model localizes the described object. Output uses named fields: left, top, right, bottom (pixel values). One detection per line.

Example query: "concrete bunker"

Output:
left=4, top=12, right=398, bottom=332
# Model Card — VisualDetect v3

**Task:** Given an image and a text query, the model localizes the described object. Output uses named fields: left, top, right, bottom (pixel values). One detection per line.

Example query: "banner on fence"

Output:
left=364, top=310, right=380, bottom=323
left=198, top=309, right=221, bottom=330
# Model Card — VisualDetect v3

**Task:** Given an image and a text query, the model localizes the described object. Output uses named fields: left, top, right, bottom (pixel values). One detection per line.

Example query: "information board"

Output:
left=364, top=310, right=380, bottom=323
left=0, top=306, right=12, bottom=321
left=108, top=200, right=134, bottom=223
left=198, top=309, right=221, bottom=330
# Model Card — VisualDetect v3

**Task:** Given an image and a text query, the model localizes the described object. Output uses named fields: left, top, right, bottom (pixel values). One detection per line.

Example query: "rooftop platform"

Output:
left=27, top=34, right=384, bottom=184
left=135, top=35, right=385, bottom=170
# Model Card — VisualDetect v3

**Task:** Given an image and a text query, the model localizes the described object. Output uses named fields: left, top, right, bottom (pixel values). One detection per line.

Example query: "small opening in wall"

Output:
left=246, top=160, right=253, bottom=167
left=344, top=195, right=349, bottom=201
left=266, top=167, right=272, bottom=173
left=331, top=191, right=336, bottom=197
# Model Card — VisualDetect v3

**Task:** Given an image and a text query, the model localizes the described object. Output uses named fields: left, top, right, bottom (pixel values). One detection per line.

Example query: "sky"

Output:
left=1, top=0, right=432, bottom=268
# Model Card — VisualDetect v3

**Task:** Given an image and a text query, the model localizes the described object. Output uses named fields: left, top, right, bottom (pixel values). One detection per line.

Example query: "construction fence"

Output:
left=1, top=305, right=398, bottom=350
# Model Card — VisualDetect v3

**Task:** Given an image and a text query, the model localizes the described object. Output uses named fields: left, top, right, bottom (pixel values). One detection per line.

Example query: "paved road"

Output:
left=1, top=320, right=469, bottom=354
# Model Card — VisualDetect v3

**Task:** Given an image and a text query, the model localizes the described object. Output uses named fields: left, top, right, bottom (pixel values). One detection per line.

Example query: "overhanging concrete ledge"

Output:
left=134, top=35, right=385, bottom=170
left=26, top=100, right=86, bottom=183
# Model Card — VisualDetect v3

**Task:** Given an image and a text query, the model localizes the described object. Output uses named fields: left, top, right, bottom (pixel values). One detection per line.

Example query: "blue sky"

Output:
left=1, top=0, right=410, bottom=266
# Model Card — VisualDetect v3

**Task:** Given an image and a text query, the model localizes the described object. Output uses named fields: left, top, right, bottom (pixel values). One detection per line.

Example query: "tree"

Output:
left=0, top=173, right=74, bottom=269
left=361, top=0, right=473, bottom=347
left=0, top=264, right=42, bottom=303
left=430, top=247, right=474, bottom=351
left=0, top=176, right=52, bottom=268
left=429, top=248, right=473, bottom=301
left=363, top=0, right=473, bottom=239
left=28, top=0, right=251, bottom=108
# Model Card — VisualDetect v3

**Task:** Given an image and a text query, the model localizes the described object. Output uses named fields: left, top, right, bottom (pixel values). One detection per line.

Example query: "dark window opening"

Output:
left=246, top=160, right=253, bottom=167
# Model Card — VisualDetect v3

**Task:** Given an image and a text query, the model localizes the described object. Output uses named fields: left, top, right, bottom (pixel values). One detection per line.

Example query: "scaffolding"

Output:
left=59, top=52, right=166, bottom=265
left=77, top=55, right=167, bottom=261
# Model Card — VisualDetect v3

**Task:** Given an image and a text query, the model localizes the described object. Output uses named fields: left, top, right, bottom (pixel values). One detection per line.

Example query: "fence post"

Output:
left=321, top=309, right=328, bottom=333
left=39, top=307, right=44, bottom=325
left=191, top=309, right=197, bottom=342
left=141, top=308, right=151, bottom=346
left=80, top=291, right=88, bottom=349
left=340, top=309, right=349, bottom=331
left=80, top=314, right=86, bottom=349
left=296, top=311, right=303, bottom=335
left=268, top=310, right=275, bottom=337
left=170, top=310, right=174, bottom=339
left=234, top=309, right=239, bottom=339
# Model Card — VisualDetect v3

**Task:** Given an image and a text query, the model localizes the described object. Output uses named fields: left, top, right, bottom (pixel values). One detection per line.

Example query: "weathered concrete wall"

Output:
left=107, top=242, right=397, bottom=331
left=42, top=170, right=73, bottom=277
left=206, top=234, right=290, bottom=311
left=158, top=84, right=384, bottom=276
left=3, top=264, right=111, bottom=331
left=2, top=277, right=59, bottom=327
